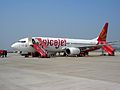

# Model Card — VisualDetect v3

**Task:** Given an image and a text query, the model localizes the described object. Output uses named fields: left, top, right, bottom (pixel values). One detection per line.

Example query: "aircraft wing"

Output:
left=63, top=43, right=107, bottom=49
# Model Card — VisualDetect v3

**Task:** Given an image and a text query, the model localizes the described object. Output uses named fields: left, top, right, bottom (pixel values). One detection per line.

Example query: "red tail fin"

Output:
left=97, top=22, right=108, bottom=42
left=97, top=22, right=115, bottom=56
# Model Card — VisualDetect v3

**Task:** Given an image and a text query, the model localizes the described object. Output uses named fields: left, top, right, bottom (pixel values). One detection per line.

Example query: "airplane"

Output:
left=11, top=22, right=115, bottom=58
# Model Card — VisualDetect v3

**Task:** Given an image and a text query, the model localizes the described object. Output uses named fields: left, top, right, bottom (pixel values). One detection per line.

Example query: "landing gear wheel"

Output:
left=79, top=52, right=86, bottom=57
left=25, top=55, right=29, bottom=58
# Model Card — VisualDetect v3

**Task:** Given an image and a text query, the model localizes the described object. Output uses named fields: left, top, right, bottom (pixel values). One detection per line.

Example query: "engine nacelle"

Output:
left=65, top=47, right=80, bottom=55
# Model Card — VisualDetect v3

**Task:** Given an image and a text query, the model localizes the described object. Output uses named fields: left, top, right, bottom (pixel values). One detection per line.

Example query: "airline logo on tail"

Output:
left=97, top=23, right=108, bottom=42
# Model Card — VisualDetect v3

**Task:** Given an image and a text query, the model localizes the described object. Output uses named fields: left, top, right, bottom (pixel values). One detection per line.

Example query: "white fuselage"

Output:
left=11, top=37, right=98, bottom=53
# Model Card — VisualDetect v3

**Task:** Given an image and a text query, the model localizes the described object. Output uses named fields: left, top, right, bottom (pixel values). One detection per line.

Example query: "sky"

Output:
left=0, top=0, right=120, bottom=50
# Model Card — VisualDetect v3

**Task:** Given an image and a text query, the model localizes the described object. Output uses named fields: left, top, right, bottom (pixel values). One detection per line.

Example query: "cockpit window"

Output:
left=18, top=41, right=26, bottom=43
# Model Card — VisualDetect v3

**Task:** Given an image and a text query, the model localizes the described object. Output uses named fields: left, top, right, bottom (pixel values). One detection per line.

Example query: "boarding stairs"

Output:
left=100, top=41, right=115, bottom=56
left=32, top=38, right=48, bottom=58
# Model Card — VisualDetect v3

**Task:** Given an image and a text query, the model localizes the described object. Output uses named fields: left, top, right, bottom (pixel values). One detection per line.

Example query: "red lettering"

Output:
left=58, top=39, right=60, bottom=46
left=61, top=40, right=66, bottom=46
left=54, top=40, right=59, bottom=47
left=37, top=38, right=66, bottom=47
left=43, top=39, right=47, bottom=45
left=50, top=40, right=54, bottom=46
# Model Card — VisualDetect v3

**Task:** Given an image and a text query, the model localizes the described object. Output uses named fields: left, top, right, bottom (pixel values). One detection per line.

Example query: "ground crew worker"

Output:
left=4, top=50, right=7, bottom=57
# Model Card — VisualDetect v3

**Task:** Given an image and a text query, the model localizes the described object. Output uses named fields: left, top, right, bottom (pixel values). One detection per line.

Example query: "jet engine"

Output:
left=65, top=47, right=80, bottom=55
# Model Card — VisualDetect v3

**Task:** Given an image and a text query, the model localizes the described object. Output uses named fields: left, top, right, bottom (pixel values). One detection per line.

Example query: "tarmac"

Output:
left=0, top=52, right=120, bottom=90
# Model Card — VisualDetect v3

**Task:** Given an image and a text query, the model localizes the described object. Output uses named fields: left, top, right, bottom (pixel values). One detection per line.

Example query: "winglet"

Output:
left=97, top=22, right=108, bottom=42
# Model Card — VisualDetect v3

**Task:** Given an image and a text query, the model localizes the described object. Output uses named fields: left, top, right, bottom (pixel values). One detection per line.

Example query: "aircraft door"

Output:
left=28, top=37, right=33, bottom=45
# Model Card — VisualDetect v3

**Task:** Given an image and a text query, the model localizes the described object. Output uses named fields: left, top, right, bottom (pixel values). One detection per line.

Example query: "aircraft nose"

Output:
left=11, top=43, right=18, bottom=49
